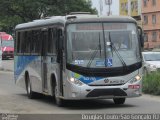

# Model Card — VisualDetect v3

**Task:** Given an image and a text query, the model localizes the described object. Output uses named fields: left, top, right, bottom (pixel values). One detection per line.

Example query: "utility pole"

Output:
left=105, top=0, right=112, bottom=16
left=108, top=1, right=111, bottom=16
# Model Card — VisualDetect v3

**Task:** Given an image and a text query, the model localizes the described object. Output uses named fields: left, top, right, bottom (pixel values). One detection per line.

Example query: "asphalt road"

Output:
left=0, top=71, right=160, bottom=115
left=0, top=60, right=160, bottom=120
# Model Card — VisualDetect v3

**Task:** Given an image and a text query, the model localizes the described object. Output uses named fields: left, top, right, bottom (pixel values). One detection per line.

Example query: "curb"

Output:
left=142, top=94, right=160, bottom=102
left=0, top=67, right=13, bottom=72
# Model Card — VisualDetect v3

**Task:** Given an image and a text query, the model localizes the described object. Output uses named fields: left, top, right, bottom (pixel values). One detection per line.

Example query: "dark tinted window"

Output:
left=47, top=28, right=57, bottom=54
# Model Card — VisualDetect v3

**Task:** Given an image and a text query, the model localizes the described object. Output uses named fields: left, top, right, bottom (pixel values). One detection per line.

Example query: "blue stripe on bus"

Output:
left=14, top=56, right=38, bottom=78
left=71, top=72, right=103, bottom=84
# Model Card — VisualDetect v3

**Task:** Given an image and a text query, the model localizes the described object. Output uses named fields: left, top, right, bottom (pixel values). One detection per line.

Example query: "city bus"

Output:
left=0, top=32, right=14, bottom=59
left=14, top=13, right=144, bottom=106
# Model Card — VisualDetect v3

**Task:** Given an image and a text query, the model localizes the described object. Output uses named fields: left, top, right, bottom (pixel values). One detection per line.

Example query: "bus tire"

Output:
left=54, top=84, right=64, bottom=107
left=113, top=98, right=125, bottom=104
left=26, top=74, right=36, bottom=99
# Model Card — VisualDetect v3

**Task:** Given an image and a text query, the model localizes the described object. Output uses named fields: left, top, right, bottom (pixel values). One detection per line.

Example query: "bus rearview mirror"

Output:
left=138, top=26, right=144, bottom=48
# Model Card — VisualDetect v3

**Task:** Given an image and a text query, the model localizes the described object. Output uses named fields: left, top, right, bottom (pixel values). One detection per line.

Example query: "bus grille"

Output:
left=88, top=83, right=124, bottom=86
left=86, top=88, right=127, bottom=97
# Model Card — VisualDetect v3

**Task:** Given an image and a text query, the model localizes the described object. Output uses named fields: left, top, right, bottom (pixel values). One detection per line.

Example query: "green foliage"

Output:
left=0, top=0, right=97, bottom=32
left=143, top=71, right=160, bottom=95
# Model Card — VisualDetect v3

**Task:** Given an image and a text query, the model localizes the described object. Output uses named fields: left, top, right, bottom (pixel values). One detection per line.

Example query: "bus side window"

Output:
left=48, top=28, right=56, bottom=54
left=37, top=30, right=41, bottom=54
left=31, top=30, right=41, bottom=55
left=56, top=28, right=63, bottom=63
left=20, top=31, right=25, bottom=54
left=41, top=28, right=48, bottom=56
left=57, top=29, right=63, bottom=50
left=16, top=32, right=20, bottom=54
left=31, top=31, right=35, bottom=54
left=26, top=31, right=32, bottom=54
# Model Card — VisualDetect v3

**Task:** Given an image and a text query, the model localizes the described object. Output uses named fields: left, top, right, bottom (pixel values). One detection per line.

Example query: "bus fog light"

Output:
left=72, top=92, right=77, bottom=97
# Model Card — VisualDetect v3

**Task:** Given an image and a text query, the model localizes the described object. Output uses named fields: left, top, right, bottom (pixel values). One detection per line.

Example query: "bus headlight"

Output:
left=69, top=77, right=84, bottom=86
left=135, top=75, right=141, bottom=81
left=129, top=75, right=141, bottom=84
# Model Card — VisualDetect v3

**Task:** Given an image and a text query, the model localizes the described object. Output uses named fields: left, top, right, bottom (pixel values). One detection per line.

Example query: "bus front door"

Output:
left=41, top=29, right=48, bottom=93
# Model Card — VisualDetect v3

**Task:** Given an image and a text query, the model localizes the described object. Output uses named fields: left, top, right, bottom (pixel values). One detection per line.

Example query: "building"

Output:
left=91, top=0, right=119, bottom=16
left=142, top=0, right=160, bottom=49
left=91, top=0, right=141, bottom=22
left=119, top=0, right=142, bottom=22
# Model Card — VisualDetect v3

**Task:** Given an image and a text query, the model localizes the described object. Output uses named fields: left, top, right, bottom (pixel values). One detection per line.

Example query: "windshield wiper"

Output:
left=87, top=33, right=102, bottom=68
left=98, top=33, right=102, bottom=58
left=109, top=32, right=127, bottom=69
left=87, top=44, right=100, bottom=68
left=146, top=60, right=153, bottom=61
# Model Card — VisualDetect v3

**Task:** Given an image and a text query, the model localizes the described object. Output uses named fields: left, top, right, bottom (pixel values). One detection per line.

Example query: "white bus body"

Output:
left=14, top=14, right=144, bottom=106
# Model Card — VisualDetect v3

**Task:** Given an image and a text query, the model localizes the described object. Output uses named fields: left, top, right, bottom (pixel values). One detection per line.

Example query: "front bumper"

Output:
left=63, top=79, right=142, bottom=100
left=2, top=53, right=14, bottom=58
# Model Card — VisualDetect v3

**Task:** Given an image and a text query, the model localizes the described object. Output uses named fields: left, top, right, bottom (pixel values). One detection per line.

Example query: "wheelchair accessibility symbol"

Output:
left=106, top=58, right=112, bottom=67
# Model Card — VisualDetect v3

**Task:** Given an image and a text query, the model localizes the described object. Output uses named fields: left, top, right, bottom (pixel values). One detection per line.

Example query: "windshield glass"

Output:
left=2, top=40, right=14, bottom=47
left=144, top=53, right=160, bottom=61
left=67, top=23, right=141, bottom=68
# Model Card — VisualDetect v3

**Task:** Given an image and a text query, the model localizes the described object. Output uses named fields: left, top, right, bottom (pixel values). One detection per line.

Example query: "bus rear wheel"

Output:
left=113, top=98, right=126, bottom=104
left=26, top=74, right=36, bottom=99
left=54, top=84, right=65, bottom=107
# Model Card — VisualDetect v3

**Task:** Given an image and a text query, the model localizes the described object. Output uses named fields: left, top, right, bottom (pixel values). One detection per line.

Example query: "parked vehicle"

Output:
left=0, top=37, right=2, bottom=67
left=0, top=32, right=14, bottom=59
left=142, top=51, right=160, bottom=74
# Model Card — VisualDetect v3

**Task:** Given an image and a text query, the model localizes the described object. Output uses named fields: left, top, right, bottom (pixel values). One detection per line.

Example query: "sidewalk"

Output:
left=142, top=94, right=160, bottom=102
left=0, top=59, right=14, bottom=72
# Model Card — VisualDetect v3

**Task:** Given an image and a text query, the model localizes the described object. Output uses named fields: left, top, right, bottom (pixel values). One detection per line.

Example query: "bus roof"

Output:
left=15, top=15, right=137, bottom=30
left=67, top=15, right=137, bottom=23
left=15, top=16, right=66, bottom=30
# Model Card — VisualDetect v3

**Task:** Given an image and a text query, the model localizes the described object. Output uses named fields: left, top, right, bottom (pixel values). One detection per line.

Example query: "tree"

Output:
left=0, top=0, right=97, bottom=33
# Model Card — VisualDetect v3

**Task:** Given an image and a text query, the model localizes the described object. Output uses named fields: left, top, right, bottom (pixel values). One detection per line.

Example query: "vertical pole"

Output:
left=0, top=37, right=2, bottom=69
left=106, top=0, right=112, bottom=16
left=108, top=0, right=111, bottom=16
left=99, top=0, right=103, bottom=15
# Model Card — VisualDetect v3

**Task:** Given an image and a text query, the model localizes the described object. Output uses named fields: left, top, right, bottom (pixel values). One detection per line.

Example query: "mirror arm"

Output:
left=138, top=26, right=144, bottom=48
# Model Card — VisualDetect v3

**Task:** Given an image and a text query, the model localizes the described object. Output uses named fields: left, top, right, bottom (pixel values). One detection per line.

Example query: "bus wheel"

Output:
left=113, top=98, right=126, bottom=104
left=54, top=84, right=64, bottom=107
left=26, top=74, right=36, bottom=99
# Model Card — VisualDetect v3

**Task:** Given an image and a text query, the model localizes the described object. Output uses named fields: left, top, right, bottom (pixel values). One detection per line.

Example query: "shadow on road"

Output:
left=2, top=58, right=14, bottom=61
left=18, top=93, right=136, bottom=110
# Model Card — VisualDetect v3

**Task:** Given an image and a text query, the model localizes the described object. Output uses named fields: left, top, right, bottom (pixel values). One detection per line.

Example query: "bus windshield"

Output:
left=67, top=23, right=141, bottom=68
left=2, top=40, right=14, bottom=47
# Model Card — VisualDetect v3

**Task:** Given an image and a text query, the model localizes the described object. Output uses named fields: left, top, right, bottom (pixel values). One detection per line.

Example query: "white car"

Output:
left=142, top=51, right=160, bottom=74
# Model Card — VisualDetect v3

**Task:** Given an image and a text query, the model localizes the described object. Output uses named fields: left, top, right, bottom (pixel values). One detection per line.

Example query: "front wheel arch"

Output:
left=25, top=71, right=36, bottom=99
left=51, top=74, right=57, bottom=96
left=51, top=74, right=65, bottom=107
